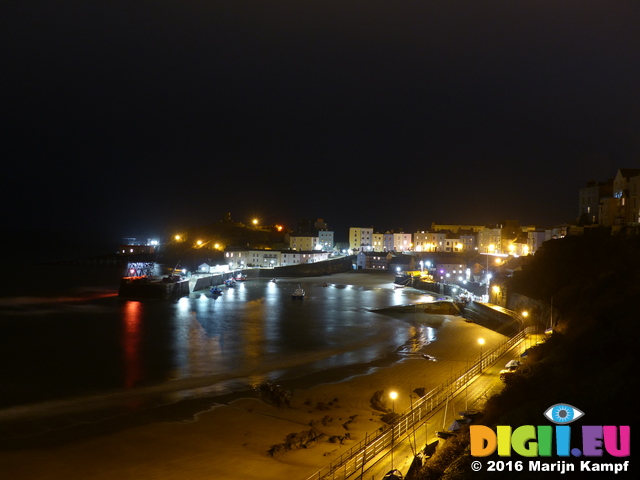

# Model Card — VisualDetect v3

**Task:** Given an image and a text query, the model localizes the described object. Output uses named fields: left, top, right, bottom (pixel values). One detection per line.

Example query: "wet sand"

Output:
left=0, top=272, right=506, bottom=480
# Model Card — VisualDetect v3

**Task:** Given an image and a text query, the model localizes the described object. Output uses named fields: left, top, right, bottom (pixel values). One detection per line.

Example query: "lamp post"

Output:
left=389, top=390, right=397, bottom=413
left=389, top=391, right=398, bottom=469
left=478, top=338, right=485, bottom=371
left=485, top=244, right=495, bottom=299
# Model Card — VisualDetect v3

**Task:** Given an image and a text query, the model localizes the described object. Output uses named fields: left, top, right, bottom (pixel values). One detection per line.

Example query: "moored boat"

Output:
left=292, top=284, right=305, bottom=299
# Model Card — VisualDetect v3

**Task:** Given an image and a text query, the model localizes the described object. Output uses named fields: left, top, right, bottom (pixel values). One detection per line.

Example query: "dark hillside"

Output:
left=416, top=235, right=639, bottom=479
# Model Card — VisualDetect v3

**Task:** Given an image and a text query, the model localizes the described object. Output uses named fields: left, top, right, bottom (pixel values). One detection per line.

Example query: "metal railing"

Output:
left=304, top=328, right=532, bottom=480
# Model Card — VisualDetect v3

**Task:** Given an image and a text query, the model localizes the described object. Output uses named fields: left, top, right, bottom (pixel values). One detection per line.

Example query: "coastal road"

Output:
left=346, top=335, right=540, bottom=480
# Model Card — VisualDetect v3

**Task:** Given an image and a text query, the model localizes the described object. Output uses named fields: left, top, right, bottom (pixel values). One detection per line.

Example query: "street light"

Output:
left=485, top=244, right=495, bottom=299
left=478, top=338, right=485, bottom=371
left=389, top=391, right=398, bottom=413
left=389, top=391, right=398, bottom=469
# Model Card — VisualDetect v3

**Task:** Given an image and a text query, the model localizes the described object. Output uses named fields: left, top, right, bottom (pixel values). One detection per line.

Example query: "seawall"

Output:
left=118, top=277, right=190, bottom=300
left=462, top=301, right=522, bottom=336
left=257, top=256, right=353, bottom=278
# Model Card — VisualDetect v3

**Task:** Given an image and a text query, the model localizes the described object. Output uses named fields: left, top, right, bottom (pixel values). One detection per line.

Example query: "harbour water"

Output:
left=0, top=260, right=444, bottom=441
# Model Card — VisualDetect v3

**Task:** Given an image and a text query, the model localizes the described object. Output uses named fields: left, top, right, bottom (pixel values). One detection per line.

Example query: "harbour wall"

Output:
left=462, top=301, right=522, bottom=336
left=118, top=277, right=191, bottom=300
left=257, top=256, right=353, bottom=278
left=190, top=272, right=237, bottom=292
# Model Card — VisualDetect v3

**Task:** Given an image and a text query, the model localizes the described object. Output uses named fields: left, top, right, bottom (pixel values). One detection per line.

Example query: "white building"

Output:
left=225, top=248, right=329, bottom=268
left=413, top=231, right=446, bottom=252
left=393, top=232, right=412, bottom=252
left=225, top=249, right=280, bottom=268
left=280, top=250, right=330, bottom=266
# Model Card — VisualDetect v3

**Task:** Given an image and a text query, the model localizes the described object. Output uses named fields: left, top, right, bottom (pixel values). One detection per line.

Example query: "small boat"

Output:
left=224, top=278, right=236, bottom=287
left=270, top=278, right=277, bottom=283
left=292, top=285, right=305, bottom=299
left=210, top=286, right=223, bottom=296
left=236, top=273, right=247, bottom=281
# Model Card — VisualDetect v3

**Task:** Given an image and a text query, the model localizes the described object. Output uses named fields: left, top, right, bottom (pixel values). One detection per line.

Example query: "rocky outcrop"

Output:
left=413, top=387, right=427, bottom=398
left=268, top=429, right=327, bottom=456
left=369, top=390, right=389, bottom=412
left=254, top=382, right=292, bottom=408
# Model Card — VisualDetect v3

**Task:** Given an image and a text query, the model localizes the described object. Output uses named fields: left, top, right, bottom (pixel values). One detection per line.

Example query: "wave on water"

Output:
left=0, top=292, right=118, bottom=315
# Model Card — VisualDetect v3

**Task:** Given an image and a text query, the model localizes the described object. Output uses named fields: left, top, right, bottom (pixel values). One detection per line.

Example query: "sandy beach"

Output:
left=0, top=272, right=507, bottom=480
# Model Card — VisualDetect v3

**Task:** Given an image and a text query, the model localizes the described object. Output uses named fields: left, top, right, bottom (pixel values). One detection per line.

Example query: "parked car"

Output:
left=499, top=359, right=520, bottom=381
left=383, top=469, right=403, bottom=480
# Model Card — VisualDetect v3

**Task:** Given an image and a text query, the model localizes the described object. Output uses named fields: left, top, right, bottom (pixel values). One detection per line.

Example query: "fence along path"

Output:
left=304, top=328, right=530, bottom=480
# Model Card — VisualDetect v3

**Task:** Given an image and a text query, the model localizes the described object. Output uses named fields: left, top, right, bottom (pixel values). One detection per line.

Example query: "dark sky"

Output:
left=3, top=1, right=640, bottom=244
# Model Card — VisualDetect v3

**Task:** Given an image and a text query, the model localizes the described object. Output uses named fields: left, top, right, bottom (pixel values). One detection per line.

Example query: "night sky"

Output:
left=3, top=1, right=640, bottom=245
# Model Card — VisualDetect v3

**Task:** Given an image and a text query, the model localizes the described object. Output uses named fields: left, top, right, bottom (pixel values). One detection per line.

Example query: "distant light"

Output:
left=478, top=338, right=485, bottom=346
left=389, top=391, right=398, bottom=400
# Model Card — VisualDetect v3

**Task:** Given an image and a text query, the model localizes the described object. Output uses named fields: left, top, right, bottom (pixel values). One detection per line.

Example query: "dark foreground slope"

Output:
left=415, top=234, right=640, bottom=479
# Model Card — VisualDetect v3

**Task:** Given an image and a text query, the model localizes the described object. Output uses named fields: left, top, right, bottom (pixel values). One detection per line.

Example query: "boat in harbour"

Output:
left=292, top=285, right=305, bottom=299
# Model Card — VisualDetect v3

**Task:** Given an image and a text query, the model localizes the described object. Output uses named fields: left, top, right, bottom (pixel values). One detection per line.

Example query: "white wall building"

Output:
left=393, top=232, right=412, bottom=252
left=413, top=231, right=446, bottom=251
left=280, top=251, right=330, bottom=266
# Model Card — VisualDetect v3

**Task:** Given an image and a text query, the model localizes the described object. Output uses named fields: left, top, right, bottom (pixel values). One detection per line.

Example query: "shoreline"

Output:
left=0, top=272, right=508, bottom=479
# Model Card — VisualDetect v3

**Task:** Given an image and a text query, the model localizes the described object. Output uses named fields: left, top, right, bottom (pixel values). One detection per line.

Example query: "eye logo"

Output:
left=544, top=403, right=584, bottom=424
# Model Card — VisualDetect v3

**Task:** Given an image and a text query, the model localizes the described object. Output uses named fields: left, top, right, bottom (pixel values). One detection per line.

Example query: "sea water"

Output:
left=0, top=261, right=438, bottom=438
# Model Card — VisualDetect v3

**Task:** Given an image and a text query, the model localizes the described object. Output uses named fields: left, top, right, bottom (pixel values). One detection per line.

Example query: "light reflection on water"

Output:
left=0, top=276, right=439, bottom=412
left=155, top=279, right=436, bottom=398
